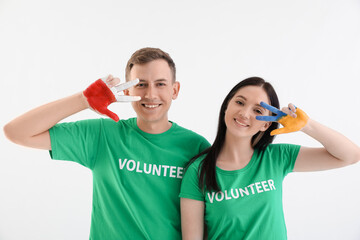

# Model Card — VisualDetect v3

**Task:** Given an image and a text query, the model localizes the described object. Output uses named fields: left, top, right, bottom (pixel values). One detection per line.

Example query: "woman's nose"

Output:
left=239, top=108, right=251, bottom=119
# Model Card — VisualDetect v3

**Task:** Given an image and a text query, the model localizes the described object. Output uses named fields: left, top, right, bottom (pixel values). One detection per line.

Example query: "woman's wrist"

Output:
left=300, top=118, right=313, bottom=134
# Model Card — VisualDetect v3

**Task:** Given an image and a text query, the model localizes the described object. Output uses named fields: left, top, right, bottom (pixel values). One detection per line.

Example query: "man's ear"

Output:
left=172, top=81, right=180, bottom=100
left=260, top=122, right=272, bottom=132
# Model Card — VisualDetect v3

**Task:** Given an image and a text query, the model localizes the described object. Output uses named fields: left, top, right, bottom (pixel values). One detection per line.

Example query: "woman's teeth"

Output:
left=235, top=119, right=248, bottom=127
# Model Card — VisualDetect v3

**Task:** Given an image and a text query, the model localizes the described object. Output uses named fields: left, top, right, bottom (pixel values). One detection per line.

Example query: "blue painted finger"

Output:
left=260, top=102, right=287, bottom=117
left=256, top=115, right=279, bottom=122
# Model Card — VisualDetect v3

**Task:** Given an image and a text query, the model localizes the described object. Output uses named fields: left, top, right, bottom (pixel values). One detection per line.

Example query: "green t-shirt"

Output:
left=49, top=117, right=210, bottom=240
left=179, top=143, right=301, bottom=240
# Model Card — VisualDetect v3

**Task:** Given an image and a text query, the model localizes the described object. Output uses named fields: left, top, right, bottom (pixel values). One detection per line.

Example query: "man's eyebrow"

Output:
left=138, top=79, right=168, bottom=82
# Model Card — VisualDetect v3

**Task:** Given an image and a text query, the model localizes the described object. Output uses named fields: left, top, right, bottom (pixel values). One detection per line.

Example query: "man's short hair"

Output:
left=125, top=47, right=176, bottom=82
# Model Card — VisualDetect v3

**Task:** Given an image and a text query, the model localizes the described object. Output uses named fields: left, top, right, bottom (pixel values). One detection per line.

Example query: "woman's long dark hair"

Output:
left=194, top=77, right=280, bottom=192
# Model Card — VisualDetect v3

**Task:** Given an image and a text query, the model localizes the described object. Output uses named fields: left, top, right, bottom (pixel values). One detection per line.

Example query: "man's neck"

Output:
left=136, top=118, right=172, bottom=134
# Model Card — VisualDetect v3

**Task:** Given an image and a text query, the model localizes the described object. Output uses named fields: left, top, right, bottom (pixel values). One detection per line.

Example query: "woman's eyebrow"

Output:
left=255, top=103, right=265, bottom=108
left=235, top=95, right=246, bottom=100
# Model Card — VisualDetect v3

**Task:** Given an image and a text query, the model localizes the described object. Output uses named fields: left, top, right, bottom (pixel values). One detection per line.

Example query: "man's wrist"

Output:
left=79, top=92, right=90, bottom=109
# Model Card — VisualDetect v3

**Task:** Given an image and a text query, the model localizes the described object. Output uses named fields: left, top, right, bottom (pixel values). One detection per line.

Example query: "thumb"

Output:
left=102, top=108, right=119, bottom=122
left=270, top=127, right=293, bottom=136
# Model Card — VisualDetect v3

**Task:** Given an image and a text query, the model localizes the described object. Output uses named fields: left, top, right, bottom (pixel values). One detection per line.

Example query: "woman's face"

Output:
left=224, top=85, right=272, bottom=139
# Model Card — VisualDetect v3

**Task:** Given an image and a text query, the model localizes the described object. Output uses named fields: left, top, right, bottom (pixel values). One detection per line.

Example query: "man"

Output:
left=4, top=47, right=210, bottom=239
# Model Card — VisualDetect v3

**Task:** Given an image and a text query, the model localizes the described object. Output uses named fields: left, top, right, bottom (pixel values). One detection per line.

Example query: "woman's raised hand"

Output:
left=256, top=102, right=309, bottom=136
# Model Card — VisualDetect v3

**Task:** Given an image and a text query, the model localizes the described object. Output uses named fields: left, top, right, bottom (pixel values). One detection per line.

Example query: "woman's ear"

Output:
left=260, top=122, right=272, bottom=132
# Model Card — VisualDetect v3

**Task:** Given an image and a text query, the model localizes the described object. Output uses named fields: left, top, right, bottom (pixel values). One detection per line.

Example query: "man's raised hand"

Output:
left=83, top=75, right=140, bottom=122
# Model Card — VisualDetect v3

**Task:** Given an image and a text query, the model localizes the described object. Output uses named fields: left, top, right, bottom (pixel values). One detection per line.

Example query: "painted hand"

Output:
left=83, top=76, right=140, bottom=122
left=256, top=102, right=309, bottom=136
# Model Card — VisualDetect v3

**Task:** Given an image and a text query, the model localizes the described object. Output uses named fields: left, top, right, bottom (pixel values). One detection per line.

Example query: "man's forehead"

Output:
left=130, top=69, right=173, bottom=82
left=129, top=59, right=174, bottom=82
left=137, top=78, right=171, bottom=83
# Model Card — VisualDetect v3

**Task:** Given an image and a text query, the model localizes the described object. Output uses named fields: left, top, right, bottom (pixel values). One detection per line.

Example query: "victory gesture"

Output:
left=83, top=75, right=141, bottom=122
left=256, top=102, right=309, bottom=136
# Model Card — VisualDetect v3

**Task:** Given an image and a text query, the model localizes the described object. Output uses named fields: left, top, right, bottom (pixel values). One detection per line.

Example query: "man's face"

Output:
left=125, top=59, right=180, bottom=127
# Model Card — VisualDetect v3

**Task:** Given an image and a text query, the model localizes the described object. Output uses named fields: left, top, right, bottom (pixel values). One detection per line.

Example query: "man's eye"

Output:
left=157, top=83, right=166, bottom=87
left=136, top=83, right=145, bottom=87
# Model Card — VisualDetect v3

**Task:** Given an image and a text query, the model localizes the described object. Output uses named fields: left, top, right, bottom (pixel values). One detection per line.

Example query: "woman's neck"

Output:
left=217, top=132, right=254, bottom=170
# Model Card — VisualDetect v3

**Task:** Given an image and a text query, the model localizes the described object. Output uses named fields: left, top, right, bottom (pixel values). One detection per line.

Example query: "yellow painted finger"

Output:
left=270, top=127, right=294, bottom=136
left=273, top=108, right=309, bottom=135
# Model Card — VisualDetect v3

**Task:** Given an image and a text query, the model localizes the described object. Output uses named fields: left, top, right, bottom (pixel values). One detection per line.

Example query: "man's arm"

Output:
left=3, top=92, right=89, bottom=150
left=4, top=75, right=140, bottom=150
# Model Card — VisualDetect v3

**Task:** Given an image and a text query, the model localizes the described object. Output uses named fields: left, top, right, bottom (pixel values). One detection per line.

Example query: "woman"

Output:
left=179, top=77, right=360, bottom=240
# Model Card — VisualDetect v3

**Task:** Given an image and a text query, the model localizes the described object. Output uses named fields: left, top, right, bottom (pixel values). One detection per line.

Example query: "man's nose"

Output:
left=144, top=84, right=156, bottom=99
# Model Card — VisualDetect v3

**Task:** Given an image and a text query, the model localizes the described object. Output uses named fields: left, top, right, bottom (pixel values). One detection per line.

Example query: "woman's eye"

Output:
left=255, top=109, right=263, bottom=115
left=236, top=101, right=244, bottom=105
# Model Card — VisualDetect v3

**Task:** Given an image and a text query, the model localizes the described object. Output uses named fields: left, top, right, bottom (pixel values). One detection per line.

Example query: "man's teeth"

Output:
left=144, top=104, right=159, bottom=108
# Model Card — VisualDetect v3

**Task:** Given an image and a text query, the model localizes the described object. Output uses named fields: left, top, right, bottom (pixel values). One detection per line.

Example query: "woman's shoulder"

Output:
left=265, top=143, right=301, bottom=151
left=260, top=143, right=301, bottom=160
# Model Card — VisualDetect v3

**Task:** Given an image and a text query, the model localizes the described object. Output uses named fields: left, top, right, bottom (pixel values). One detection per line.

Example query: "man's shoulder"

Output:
left=53, top=118, right=137, bottom=135
left=172, top=122, right=208, bottom=142
left=172, top=121, right=203, bottom=137
left=186, top=154, right=206, bottom=170
left=100, top=117, right=136, bottom=128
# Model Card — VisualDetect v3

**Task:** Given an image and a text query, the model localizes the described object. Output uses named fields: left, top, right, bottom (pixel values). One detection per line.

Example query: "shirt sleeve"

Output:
left=199, top=137, right=211, bottom=153
left=276, top=144, right=301, bottom=176
left=49, top=119, right=103, bottom=169
left=179, top=161, right=205, bottom=201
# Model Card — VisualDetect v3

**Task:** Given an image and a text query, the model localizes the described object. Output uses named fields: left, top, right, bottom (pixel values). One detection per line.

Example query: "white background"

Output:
left=1, top=0, right=360, bottom=239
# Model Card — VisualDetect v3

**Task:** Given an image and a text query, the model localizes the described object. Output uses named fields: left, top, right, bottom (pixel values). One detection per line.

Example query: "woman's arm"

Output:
left=257, top=102, right=360, bottom=172
left=180, top=198, right=205, bottom=240
left=294, top=118, right=360, bottom=172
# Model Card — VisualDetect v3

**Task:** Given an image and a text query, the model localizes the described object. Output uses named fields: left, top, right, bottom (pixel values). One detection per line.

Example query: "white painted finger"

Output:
left=115, top=95, right=141, bottom=102
left=114, top=78, right=139, bottom=92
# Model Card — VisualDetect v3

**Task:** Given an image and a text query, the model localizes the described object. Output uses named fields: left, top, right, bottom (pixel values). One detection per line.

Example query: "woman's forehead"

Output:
left=234, top=86, right=270, bottom=104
